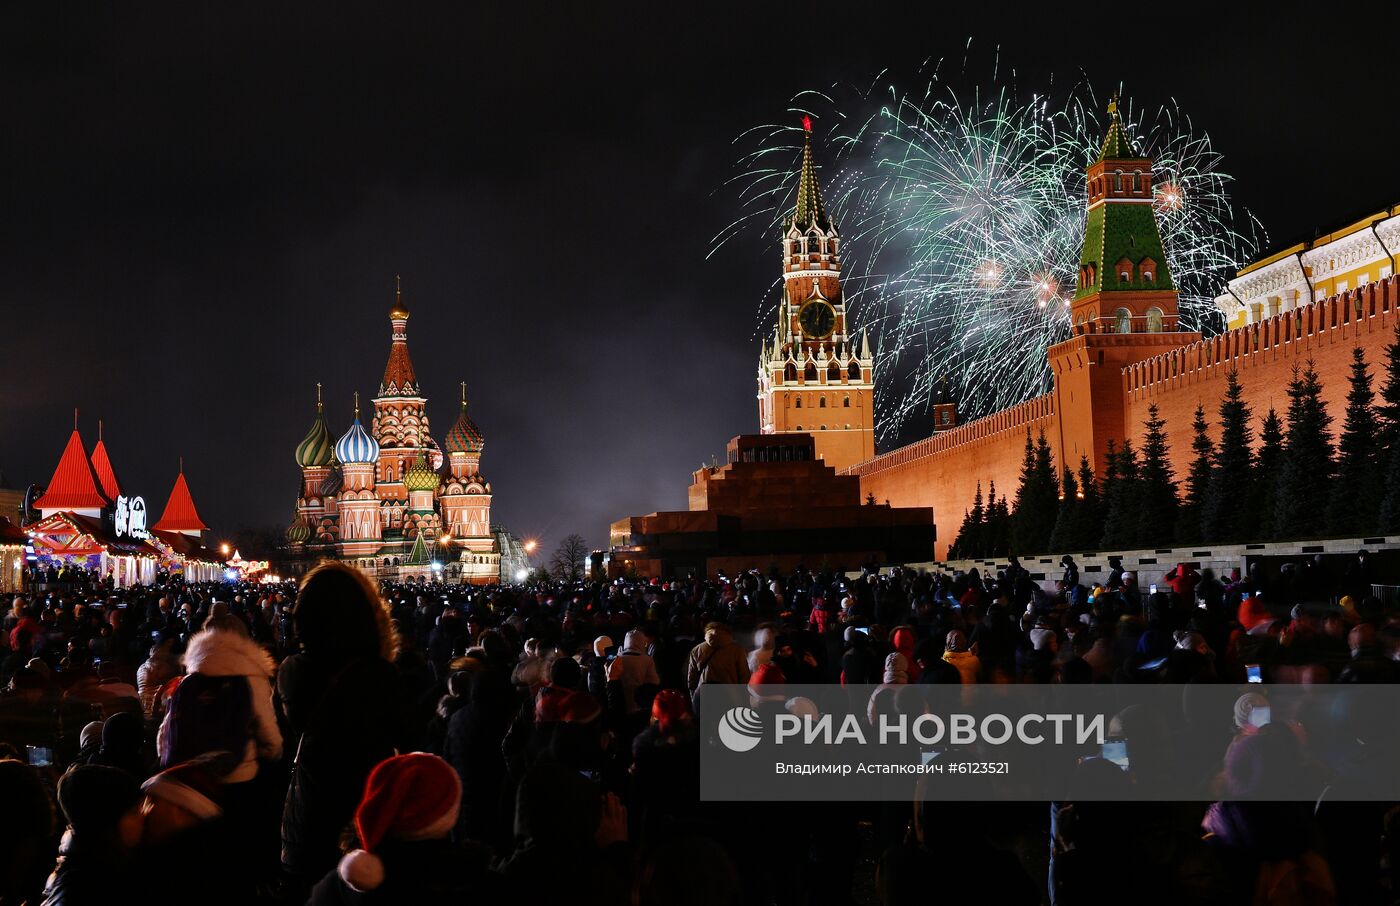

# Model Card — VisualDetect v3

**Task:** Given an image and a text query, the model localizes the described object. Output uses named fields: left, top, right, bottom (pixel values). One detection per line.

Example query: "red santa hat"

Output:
left=338, top=753, right=462, bottom=892
left=140, top=761, right=224, bottom=821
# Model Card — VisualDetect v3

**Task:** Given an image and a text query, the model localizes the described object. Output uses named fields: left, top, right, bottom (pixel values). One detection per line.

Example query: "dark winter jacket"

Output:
left=277, top=653, right=407, bottom=880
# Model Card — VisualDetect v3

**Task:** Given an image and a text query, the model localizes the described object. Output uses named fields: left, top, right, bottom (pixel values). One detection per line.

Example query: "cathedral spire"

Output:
left=790, top=115, right=833, bottom=233
left=380, top=276, right=419, bottom=396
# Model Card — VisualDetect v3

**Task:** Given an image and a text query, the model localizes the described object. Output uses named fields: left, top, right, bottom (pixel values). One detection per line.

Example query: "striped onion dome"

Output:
left=444, top=385, right=484, bottom=454
left=335, top=395, right=380, bottom=464
left=403, top=450, right=439, bottom=492
left=286, top=513, right=311, bottom=544
left=294, top=393, right=334, bottom=468
left=320, top=458, right=343, bottom=496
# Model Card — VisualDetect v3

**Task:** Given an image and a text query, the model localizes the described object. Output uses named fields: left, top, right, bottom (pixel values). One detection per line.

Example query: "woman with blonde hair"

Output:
left=278, top=562, right=408, bottom=892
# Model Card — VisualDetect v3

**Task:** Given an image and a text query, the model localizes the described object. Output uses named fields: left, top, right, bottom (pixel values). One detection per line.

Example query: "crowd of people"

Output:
left=0, top=551, right=1398, bottom=905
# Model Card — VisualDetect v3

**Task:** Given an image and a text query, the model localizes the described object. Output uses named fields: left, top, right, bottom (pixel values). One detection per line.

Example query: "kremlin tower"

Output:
left=1047, top=94, right=1201, bottom=475
left=756, top=116, right=876, bottom=472
left=286, top=279, right=502, bottom=583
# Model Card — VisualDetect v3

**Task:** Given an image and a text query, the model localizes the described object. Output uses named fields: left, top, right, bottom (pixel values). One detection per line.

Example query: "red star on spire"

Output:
left=802, top=114, right=812, bottom=133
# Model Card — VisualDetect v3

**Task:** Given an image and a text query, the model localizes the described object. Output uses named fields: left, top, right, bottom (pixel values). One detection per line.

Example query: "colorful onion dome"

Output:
left=295, top=386, right=334, bottom=468
left=444, top=382, right=484, bottom=454
left=403, top=450, right=439, bottom=492
left=335, top=394, right=380, bottom=465
left=320, top=457, right=343, bottom=497
left=286, top=513, right=311, bottom=544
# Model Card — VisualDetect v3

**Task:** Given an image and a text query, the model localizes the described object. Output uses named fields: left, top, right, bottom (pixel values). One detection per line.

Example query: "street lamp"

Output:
left=523, top=539, right=538, bottom=554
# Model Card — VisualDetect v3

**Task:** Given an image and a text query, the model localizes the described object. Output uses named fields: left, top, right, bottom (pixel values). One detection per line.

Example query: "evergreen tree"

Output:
left=1075, top=455, right=1102, bottom=550
left=1248, top=408, right=1284, bottom=540
left=1012, top=430, right=1058, bottom=555
left=1137, top=404, right=1179, bottom=547
left=1176, top=404, right=1214, bottom=545
left=986, top=481, right=1012, bottom=557
left=1326, top=347, right=1381, bottom=536
left=1376, top=324, right=1400, bottom=530
left=1273, top=360, right=1334, bottom=540
left=950, top=482, right=986, bottom=559
left=1203, top=368, right=1253, bottom=543
left=1048, top=467, right=1079, bottom=553
left=1100, top=439, right=1140, bottom=551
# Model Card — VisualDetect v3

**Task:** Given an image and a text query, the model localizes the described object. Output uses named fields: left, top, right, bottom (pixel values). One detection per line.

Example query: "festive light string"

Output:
left=713, top=71, right=1263, bottom=443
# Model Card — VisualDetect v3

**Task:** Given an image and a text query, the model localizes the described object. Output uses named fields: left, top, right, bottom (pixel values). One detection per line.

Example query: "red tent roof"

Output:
left=90, top=439, right=122, bottom=501
left=152, top=470, right=208, bottom=532
left=33, top=430, right=110, bottom=511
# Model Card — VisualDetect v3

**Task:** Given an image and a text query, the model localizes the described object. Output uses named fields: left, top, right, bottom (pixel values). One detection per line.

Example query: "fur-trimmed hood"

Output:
left=182, top=628, right=276, bottom=679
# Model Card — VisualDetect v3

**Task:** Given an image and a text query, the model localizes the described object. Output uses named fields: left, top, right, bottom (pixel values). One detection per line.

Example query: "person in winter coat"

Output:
left=685, top=622, right=750, bottom=713
left=1060, top=556, right=1080, bottom=591
left=495, top=761, right=631, bottom=906
left=136, top=638, right=179, bottom=721
left=1164, top=562, right=1200, bottom=603
left=442, top=665, right=516, bottom=849
left=278, top=562, right=409, bottom=890
left=942, top=630, right=981, bottom=685
left=424, top=671, right=470, bottom=755
left=749, top=624, right=777, bottom=673
left=839, top=627, right=881, bottom=685
left=307, top=753, right=493, bottom=905
left=134, top=756, right=248, bottom=906
left=157, top=627, right=282, bottom=783
left=616, top=629, right=660, bottom=714
left=42, top=765, right=144, bottom=905
left=890, top=626, right=920, bottom=683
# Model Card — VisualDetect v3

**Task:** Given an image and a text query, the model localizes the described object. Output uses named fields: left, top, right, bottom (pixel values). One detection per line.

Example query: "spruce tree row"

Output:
left=947, top=325, right=1400, bottom=559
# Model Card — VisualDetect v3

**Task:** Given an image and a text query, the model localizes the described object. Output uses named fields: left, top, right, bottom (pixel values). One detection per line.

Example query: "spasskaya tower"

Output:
left=756, top=116, right=876, bottom=471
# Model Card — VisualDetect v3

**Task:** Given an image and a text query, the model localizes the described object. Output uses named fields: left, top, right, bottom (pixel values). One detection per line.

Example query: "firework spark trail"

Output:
left=712, top=72, right=1263, bottom=444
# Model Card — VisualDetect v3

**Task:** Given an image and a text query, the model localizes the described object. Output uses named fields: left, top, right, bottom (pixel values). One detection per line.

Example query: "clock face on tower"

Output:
left=798, top=299, right=837, bottom=339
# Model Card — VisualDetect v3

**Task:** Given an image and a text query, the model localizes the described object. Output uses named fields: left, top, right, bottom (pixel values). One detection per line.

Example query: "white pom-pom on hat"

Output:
left=338, top=849, right=385, bottom=892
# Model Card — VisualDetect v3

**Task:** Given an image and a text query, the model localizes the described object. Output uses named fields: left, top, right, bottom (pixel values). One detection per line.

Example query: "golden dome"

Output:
left=389, top=274, right=410, bottom=320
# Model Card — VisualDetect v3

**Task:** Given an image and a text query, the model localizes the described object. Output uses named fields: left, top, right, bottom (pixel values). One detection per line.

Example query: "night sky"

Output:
left=3, top=2, right=1397, bottom=553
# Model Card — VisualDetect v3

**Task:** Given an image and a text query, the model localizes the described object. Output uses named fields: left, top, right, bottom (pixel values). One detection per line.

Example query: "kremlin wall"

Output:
left=851, top=282, right=1400, bottom=560
left=842, top=100, right=1400, bottom=559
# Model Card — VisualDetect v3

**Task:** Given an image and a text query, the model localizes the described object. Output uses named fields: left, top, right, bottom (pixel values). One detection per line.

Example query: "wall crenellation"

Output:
left=1128, top=275, right=1400, bottom=398
left=847, top=393, right=1055, bottom=478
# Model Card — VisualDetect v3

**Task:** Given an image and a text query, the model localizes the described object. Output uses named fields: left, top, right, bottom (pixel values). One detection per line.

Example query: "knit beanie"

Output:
left=339, top=754, right=462, bottom=892
left=59, top=765, right=142, bottom=836
left=882, top=652, right=909, bottom=684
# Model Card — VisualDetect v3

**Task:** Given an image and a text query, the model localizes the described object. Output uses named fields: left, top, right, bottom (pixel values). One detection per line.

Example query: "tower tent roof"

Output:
left=788, top=115, right=834, bottom=234
left=34, top=429, right=110, bottom=511
left=380, top=277, right=419, bottom=396
left=1097, top=95, right=1139, bottom=161
left=90, top=433, right=122, bottom=501
left=152, top=468, right=209, bottom=533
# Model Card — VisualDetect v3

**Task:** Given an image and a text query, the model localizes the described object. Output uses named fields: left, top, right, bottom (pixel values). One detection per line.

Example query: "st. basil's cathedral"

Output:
left=284, top=280, right=502, bottom=583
